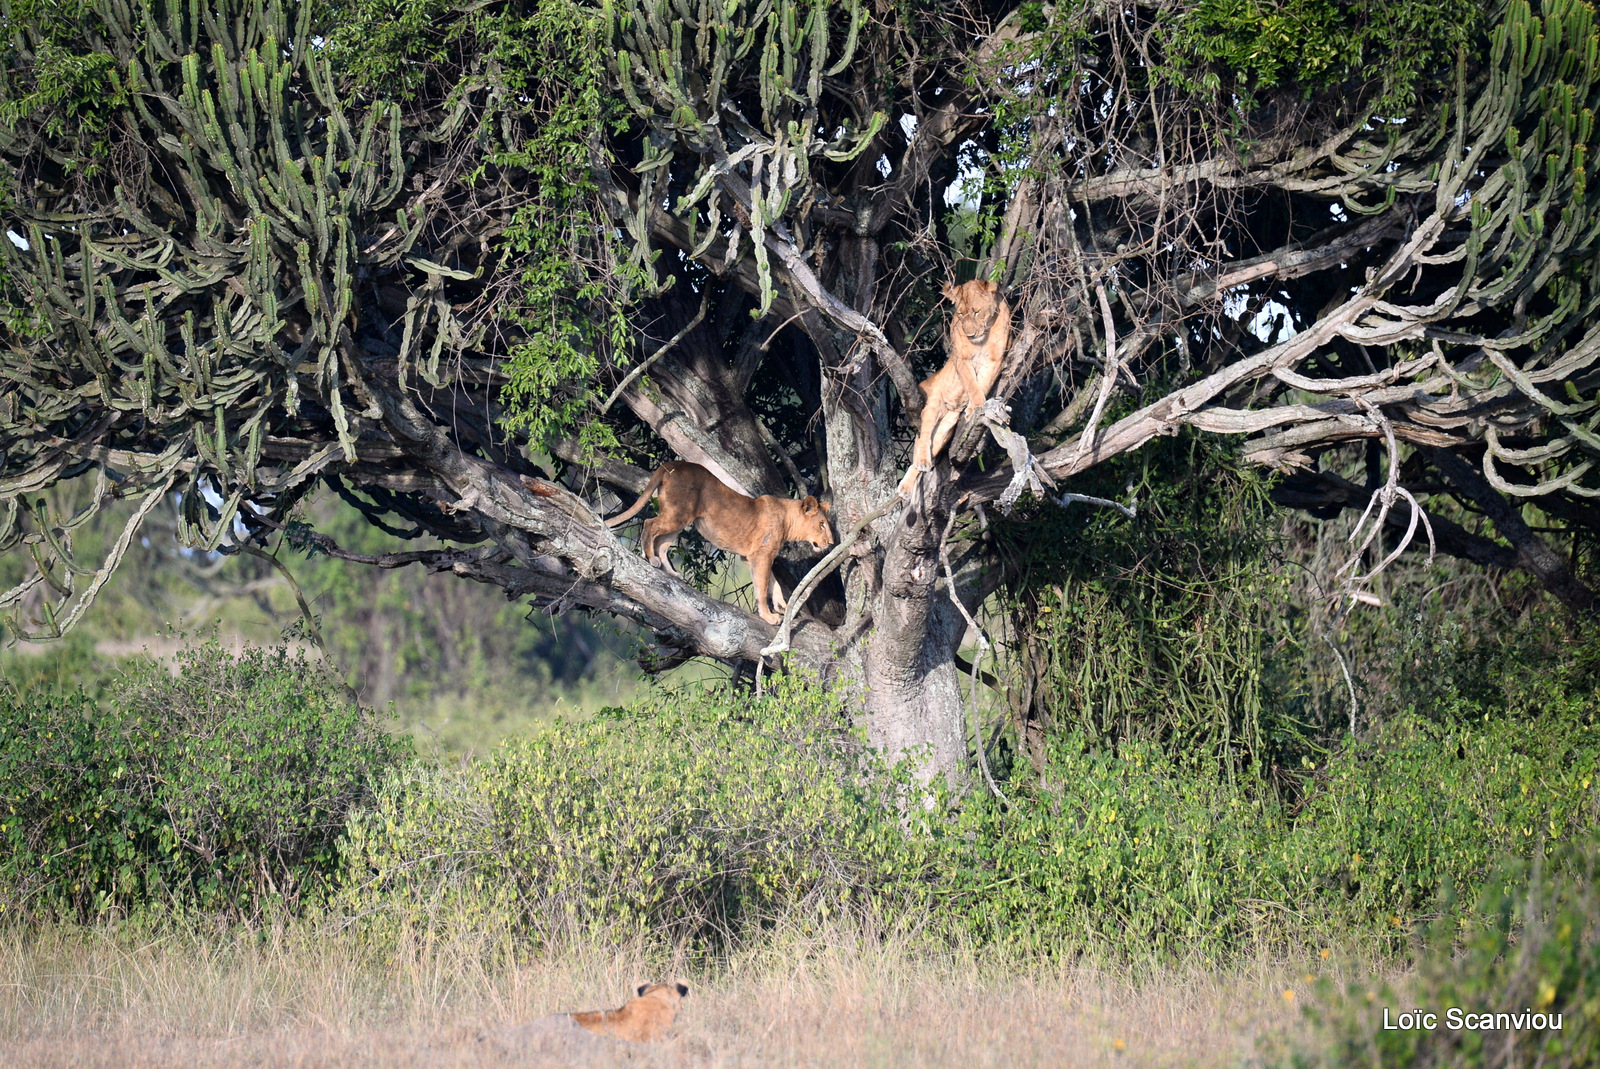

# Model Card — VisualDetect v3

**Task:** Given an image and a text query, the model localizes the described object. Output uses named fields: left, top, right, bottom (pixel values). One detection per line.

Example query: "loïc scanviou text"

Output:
left=1383, top=1008, right=1563, bottom=1032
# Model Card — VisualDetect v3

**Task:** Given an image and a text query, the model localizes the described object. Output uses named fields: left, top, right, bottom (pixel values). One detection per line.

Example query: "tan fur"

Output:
left=570, top=982, right=689, bottom=1043
left=898, top=278, right=1013, bottom=494
left=606, top=462, right=833, bottom=623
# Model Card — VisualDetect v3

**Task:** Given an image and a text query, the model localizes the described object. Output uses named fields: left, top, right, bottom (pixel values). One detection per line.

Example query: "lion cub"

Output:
left=898, top=278, right=1013, bottom=494
left=570, top=981, right=689, bottom=1043
left=606, top=461, right=833, bottom=624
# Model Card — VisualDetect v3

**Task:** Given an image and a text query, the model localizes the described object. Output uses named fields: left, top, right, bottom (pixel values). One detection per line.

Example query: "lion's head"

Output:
left=942, top=278, right=1004, bottom=344
left=794, top=496, right=834, bottom=550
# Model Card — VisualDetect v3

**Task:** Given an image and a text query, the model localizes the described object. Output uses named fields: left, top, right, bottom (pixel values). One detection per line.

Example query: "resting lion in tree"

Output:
left=607, top=462, right=834, bottom=624
left=570, top=981, right=689, bottom=1043
left=898, top=279, right=1014, bottom=495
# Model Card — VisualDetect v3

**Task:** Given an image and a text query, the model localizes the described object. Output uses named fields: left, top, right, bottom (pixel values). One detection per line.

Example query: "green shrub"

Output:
left=333, top=648, right=1595, bottom=956
left=338, top=674, right=926, bottom=945
left=1289, top=714, right=1600, bottom=927
left=1289, top=838, right=1600, bottom=1069
left=0, top=641, right=406, bottom=920
left=941, top=733, right=1292, bottom=957
left=936, top=710, right=1597, bottom=959
left=1363, top=593, right=1600, bottom=729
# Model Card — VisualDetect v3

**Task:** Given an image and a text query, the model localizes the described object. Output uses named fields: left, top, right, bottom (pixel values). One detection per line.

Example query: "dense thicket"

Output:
left=1, top=633, right=1593, bottom=968
left=0, top=641, right=406, bottom=918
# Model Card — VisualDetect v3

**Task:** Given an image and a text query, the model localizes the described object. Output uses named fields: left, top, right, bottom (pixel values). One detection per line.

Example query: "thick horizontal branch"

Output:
left=368, top=382, right=838, bottom=665
left=1270, top=469, right=1517, bottom=572
left=549, top=439, right=651, bottom=494
left=1176, top=213, right=1405, bottom=307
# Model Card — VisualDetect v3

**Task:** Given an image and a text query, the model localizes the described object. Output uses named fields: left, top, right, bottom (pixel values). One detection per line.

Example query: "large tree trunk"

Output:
left=861, top=584, right=970, bottom=782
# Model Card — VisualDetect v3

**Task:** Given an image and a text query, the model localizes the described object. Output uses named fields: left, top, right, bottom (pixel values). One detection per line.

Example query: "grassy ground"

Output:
left=0, top=921, right=1354, bottom=1068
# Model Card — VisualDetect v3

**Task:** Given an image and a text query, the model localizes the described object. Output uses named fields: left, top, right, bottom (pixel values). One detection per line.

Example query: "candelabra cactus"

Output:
left=3, top=0, right=1599, bottom=779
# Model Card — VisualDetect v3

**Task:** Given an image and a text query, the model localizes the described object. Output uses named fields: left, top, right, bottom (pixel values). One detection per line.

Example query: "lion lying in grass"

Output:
left=570, top=981, right=690, bottom=1043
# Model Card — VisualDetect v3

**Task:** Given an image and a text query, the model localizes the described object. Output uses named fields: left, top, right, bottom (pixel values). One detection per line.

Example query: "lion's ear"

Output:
left=819, top=500, right=831, bottom=513
left=800, top=495, right=819, bottom=514
left=981, top=277, right=999, bottom=293
left=676, top=982, right=690, bottom=997
left=637, top=984, right=649, bottom=998
left=941, top=279, right=956, bottom=301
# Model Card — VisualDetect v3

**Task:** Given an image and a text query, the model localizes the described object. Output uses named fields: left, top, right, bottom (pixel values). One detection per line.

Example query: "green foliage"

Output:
left=1162, top=0, right=1484, bottom=109
left=1293, top=712, right=1600, bottom=924
left=0, top=43, right=128, bottom=146
left=1289, top=839, right=1600, bottom=1068
left=334, top=659, right=1596, bottom=959
left=338, top=673, right=926, bottom=946
left=944, top=733, right=1295, bottom=957
left=940, top=707, right=1596, bottom=959
left=0, top=0, right=137, bottom=156
left=999, top=433, right=1296, bottom=775
left=323, top=0, right=644, bottom=454
left=4, top=624, right=1591, bottom=959
left=0, top=641, right=407, bottom=920
left=492, top=3, right=642, bottom=455
left=1370, top=593, right=1600, bottom=726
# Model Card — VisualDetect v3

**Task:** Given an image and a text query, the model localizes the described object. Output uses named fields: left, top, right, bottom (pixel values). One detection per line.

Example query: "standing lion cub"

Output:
left=898, top=278, right=1013, bottom=494
left=570, top=981, right=689, bottom=1043
left=606, top=461, right=833, bottom=623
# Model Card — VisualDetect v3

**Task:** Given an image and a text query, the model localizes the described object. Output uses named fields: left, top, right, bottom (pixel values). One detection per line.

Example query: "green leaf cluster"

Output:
left=1289, top=836, right=1600, bottom=1068
left=0, top=0, right=137, bottom=155
left=0, top=639, right=407, bottom=920
left=1161, top=0, right=1485, bottom=109
left=336, top=672, right=932, bottom=946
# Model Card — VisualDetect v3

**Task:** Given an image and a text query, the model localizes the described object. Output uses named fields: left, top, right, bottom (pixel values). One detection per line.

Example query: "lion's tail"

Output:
left=604, top=466, right=667, bottom=528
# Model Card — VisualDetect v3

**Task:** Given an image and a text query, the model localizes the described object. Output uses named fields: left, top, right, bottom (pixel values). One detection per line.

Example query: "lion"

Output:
left=897, top=278, right=1013, bottom=495
left=606, top=461, right=834, bottom=624
left=570, top=981, right=690, bottom=1043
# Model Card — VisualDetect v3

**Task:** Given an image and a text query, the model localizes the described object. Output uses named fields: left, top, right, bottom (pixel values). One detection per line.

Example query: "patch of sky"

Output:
left=944, top=139, right=985, bottom=210
left=1222, top=285, right=1298, bottom=345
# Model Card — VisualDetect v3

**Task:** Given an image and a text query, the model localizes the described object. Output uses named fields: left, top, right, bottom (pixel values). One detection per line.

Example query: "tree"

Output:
left=4, top=0, right=1600, bottom=782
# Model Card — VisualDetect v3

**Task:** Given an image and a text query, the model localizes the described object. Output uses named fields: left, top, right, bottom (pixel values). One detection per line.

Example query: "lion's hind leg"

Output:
left=640, top=518, right=685, bottom=577
left=652, top=532, right=685, bottom=577
left=654, top=534, right=683, bottom=577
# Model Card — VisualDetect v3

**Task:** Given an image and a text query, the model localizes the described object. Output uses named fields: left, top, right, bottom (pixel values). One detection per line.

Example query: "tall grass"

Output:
left=0, top=915, right=1325, bottom=1068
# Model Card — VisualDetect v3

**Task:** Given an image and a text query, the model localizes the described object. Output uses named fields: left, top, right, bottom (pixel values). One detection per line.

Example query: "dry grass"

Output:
left=0, top=919, right=1369, bottom=1068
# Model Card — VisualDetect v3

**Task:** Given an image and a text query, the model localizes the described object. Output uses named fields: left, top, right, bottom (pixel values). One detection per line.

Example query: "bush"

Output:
left=336, top=663, right=1595, bottom=960
left=1290, top=713, right=1600, bottom=927
left=941, top=733, right=1292, bottom=957
left=934, top=710, right=1598, bottom=959
left=0, top=641, right=407, bottom=920
left=1289, top=838, right=1600, bottom=1069
left=338, top=674, right=926, bottom=945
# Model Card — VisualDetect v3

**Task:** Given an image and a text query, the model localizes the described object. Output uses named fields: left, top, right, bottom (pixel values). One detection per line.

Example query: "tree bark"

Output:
left=1429, top=448, right=1596, bottom=616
